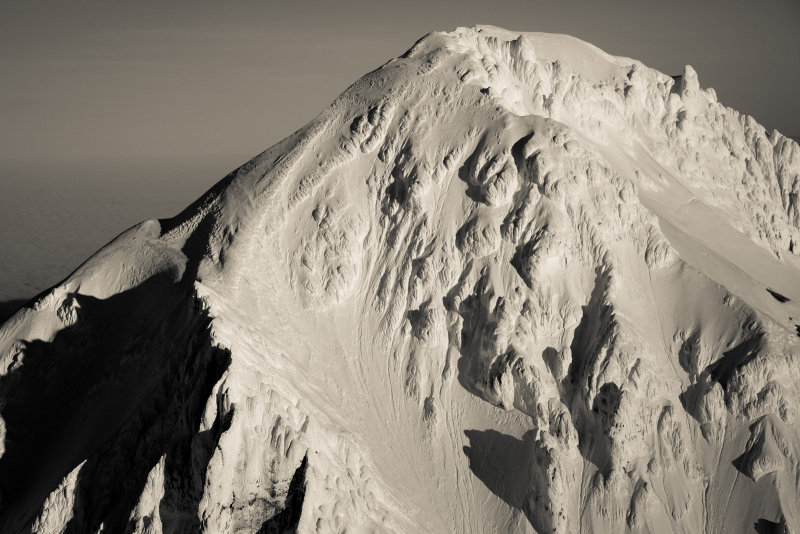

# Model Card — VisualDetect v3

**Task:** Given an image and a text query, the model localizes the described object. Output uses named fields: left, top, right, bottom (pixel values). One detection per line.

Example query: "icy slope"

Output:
left=1, top=25, right=800, bottom=533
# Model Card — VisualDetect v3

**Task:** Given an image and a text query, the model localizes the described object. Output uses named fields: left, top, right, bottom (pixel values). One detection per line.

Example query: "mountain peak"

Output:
left=1, top=26, right=800, bottom=533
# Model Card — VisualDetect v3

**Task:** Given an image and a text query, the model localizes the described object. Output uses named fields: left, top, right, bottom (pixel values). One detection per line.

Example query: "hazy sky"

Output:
left=2, top=0, right=799, bottom=165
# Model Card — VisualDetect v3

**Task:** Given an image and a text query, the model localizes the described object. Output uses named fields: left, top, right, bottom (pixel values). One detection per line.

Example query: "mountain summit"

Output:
left=1, top=26, right=799, bottom=533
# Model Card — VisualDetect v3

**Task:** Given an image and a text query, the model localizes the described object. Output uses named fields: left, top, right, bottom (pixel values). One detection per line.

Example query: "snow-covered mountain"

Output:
left=1, top=25, right=799, bottom=533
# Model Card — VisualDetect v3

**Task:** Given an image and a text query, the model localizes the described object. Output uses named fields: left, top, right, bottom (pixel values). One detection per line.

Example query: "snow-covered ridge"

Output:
left=0, top=26, right=799, bottom=533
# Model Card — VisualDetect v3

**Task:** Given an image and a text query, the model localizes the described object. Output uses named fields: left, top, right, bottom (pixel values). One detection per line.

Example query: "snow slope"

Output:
left=1, top=25, right=800, bottom=533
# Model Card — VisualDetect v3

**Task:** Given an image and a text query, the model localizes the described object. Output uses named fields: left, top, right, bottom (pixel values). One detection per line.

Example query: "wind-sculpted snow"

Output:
left=1, top=25, right=800, bottom=533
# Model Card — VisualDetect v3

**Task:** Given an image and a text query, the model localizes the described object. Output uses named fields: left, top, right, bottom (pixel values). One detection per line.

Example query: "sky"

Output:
left=2, top=0, right=799, bottom=165
left=0, top=0, right=798, bottom=300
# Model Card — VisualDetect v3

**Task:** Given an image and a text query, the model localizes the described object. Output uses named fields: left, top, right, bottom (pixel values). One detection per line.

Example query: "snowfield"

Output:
left=1, top=25, right=799, bottom=533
